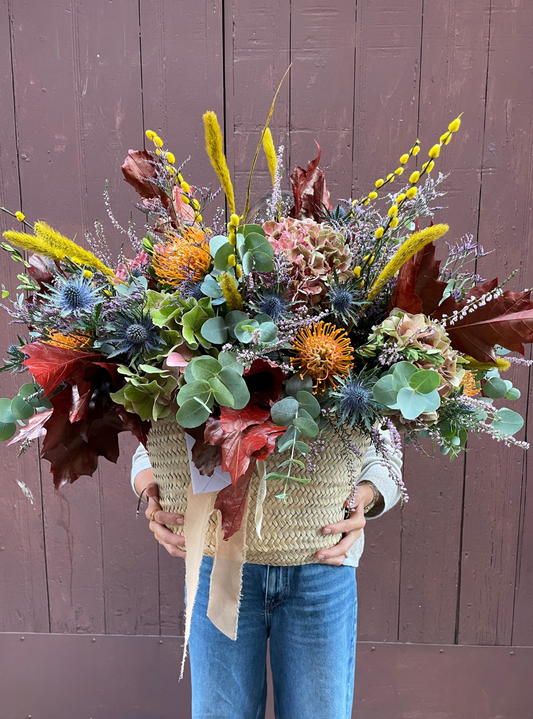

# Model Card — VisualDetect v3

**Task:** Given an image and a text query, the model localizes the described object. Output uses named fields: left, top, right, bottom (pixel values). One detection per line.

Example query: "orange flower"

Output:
left=152, top=227, right=211, bottom=286
left=45, top=332, right=93, bottom=350
left=291, top=321, right=353, bottom=391
left=461, top=370, right=480, bottom=397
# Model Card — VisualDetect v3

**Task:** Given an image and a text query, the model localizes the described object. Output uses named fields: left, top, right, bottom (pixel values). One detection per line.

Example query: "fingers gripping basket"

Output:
left=147, top=419, right=371, bottom=565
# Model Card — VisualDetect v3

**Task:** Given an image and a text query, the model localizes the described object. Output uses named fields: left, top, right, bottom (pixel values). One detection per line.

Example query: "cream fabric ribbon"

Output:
left=180, top=477, right=252, bottom=679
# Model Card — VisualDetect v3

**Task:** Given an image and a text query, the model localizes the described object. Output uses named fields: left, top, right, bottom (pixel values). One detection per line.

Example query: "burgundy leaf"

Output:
left=243, top=359, right=286, bottom=405
left=186, top=424, right=222, bottom=477
left=389, top=243, right=448, bottom=315
left=218, top=404, right=271, bottom=433
left=289, top=142, right=332, bottom=222
left=22, top=343, right=105, bottom=397
left=213, top=461, right=257, bottom=540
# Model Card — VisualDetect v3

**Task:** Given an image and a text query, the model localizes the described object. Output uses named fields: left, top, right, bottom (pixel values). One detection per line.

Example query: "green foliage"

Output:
left=373, top=362, right=442, bottom=420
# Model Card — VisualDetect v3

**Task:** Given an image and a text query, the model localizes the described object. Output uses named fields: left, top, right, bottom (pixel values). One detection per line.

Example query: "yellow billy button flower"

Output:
left=363, top=199, right=370, bottom=206
left=145, top=130, right=156, bottom=141
left=166, top=152, right=175, bottom=164
left=182, top=195, right=190, bottom=204
left=230, top=214, right=240, bottom=227
left=192, top=199, right=200, bottom=210
left=228, top=230, right=237, bottom=245
left=368, top=191, right=378, bottom=200
left=178, top=173, right=184, bottom=183
left=364, top=254, right=374, bottom=265
left=395, top=167, right=404, bottom=176
left=449, top=117, right=461, bottom=133
left=153, top=136, right=164, bottom=148
left=423, top=160, right=435, bottom=173
left=412, top=145, right=420, bottom=156
left=375, top=179, right=385, bottom=189
left=440, top=133, right=452, bottom=145
left=166, top=165, right=176, bottom=174
left=353, top=266, right=362, bottom=278
left=406, top=187, right=417, bottom=199
left=375, top=227, right=385, bottom=239
left=409, top=171, right=420, bottom=184
left=228, top=254, right=236, bottom=267
left=15, top=211, right=25, bottom=222
left=400, top=154, right=409, bottom=165
left=181, top=181, right=190, bottom=194
left=83, top=269, right=93, bottom=279
left=428, top=144, right=441, bottom=159
left=388, top=205, right=398, bottom=218
left=386, top=173, right=395, bottom=182
left=389, top=217, right=399, bottom=229
left=397, top=193, right=406, bottom=203
left=235, top=264, right=243, bottom=278
left=155, top=149, right=161, bottom=156
left=196, top=214, right=203, bottom=223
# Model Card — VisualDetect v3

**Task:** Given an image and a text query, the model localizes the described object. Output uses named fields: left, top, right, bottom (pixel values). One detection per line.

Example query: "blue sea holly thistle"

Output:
left=47, top=274, right=102, bottom=317
left=100, top=308, right=164, bottom=365
left=329, top=369, right=383, bottom=430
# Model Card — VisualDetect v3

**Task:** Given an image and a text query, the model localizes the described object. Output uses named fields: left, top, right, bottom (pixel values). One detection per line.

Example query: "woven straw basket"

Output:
left=147, top=419, right=370, bottom=566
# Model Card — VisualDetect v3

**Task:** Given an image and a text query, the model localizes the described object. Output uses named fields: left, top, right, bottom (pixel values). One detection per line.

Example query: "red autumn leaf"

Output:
left=220, top=421, right=287, bottom=483
left=243, top=359, right=286, bottom=405
left=431, top=282, right=533, bottom=363
left=289, top=142, right=332, bottom=222
left=8, top=408, right=53, bottom=446
left=41, top=386, right=149, bottom=488
left=218, top=404, right=271, bottom=433
left=389, top=243, right=448, bottom=315
left=27, top=254, right=56, bottom=287
left=186, top=424, right=223, bottom=477
left=121, top=149, right=168, bottom=204
left=23, top=343, right=103, bottom=396
left=213, top=461, right=257, bottom=540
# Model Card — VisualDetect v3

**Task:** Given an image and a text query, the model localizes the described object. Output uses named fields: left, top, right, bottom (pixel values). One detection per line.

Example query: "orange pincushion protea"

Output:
left=291, top=321, right=353, bottom=391
left=152, top=227, right=211, bottom=286
left=461, top=370, right=480, bottom=397
left=45, top=331, right=93, bottom=350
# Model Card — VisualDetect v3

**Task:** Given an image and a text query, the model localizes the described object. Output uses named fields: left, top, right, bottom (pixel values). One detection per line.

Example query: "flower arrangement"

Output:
left=1, top=102, right=532, bottom=540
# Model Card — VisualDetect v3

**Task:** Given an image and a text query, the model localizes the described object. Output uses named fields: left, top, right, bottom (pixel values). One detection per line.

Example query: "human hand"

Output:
left=144, top=483, right=186, bottom=558
left=315, top=484, right=374, bottom=566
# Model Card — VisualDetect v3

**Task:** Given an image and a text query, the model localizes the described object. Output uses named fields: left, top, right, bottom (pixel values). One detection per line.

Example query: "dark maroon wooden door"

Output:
left=1, top=1, right=532, bottom=717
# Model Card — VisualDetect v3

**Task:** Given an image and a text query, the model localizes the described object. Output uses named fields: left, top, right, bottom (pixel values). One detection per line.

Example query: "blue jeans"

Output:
left=189, top=555, right=358, bottom=719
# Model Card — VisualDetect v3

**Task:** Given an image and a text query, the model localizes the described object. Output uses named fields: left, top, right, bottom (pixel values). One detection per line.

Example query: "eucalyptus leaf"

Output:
left=226, top=310, right=249, bottom=337
left=201, top=316, right=228, bottom=345
left=209, top=234, right=229, bottom=257
left=276, top=425, right=301, bottom=452
left=240, top=224, right=265, bottom=237
left=176, top=398, right=211, bottom=428
left=422, top=389, right=441, bottom=413
left=10, top=395, right=34, bottom=421
left=285, top=373, right=314, bottom=397
left=252, top=252, right=274, bottom=273
left=242, top=251, right=253, bottom=275
left=372, top=374, right=398, bottom=407
left=214, top=242, right=235, bottom=271
left=395, top=387, right=427, bottom=420
left=209, top=376, right=235, bottom=407
left=258, top=322, right=278, bottom=344
left=392, top=361, right=418, bottom=391
left=409, top=369, right=441, bottom=394
left=176, top=379, right=212, bottom=407
left=201, top=274, right=224, bottom=299
left=483, top=377, right=508, bottom=399
left=296, top=391, right=320, bottom=419
left=218, top=351, right=244, bottom=375
left=0, top=398, right=15, bottom=424
left=491, top=407, right=524, bottom=436
left=506, top=387, right=521, bottom=401
left=293, top=417, right=319, bottom=437
left=190, top=357, right=222, bottom=380
left=0, top=421, right=16, bottom=441
left=218, top=367, right=250, bottom=410
left=271, top=397, right=299, bottom=426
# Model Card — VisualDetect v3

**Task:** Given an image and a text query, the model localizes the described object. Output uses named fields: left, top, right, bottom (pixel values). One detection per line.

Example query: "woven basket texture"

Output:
left=147, top=419, right=370, bottom=566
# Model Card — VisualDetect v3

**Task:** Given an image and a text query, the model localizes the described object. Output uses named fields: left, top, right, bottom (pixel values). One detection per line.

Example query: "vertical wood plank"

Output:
left=398, top=0, right=491, bottom=644
left=139, top=0, right=225, bottom=631
left=0, top=0, right=49, bottom=633
left=9, top=0, right=107, bottom=633
left=290, top=0, right=357, bottom=201
left=458, top=0, right=533, bottom=646
left=352, top=0, right=423, bottom=642
left=69, top=0, right=162, bottom=636
left=225, top=0, right=291, bottom=210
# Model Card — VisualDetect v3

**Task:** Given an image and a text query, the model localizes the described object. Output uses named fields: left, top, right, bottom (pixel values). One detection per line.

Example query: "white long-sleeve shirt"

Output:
left=131, top=429, right=402, bottom=567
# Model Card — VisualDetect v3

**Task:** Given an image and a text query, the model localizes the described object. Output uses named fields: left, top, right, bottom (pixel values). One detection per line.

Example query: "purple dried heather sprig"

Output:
left=509, top=355, right=533, bottom=366
left=266, top=145, right=285, bottom=221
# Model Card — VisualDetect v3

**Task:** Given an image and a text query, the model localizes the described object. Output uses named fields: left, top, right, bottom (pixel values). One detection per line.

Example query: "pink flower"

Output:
left=113, top=250, right=150, bottom=283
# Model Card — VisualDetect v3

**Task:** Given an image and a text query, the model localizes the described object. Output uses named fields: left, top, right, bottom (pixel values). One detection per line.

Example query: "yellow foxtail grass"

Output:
left=34, top=222, right=115, bottom=276
left=220, top=272, right=243, bottom=311
left=463, top=356, right=511, bottom=373
left=242, top=64, right=291, bottom=221
left=3, top=230, right=65, bottom=261
left=203, top=111, right=236, bottom=216
left=367, top=223, right=449, bottom=301
left=262, top=128, right=277, bottom=186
